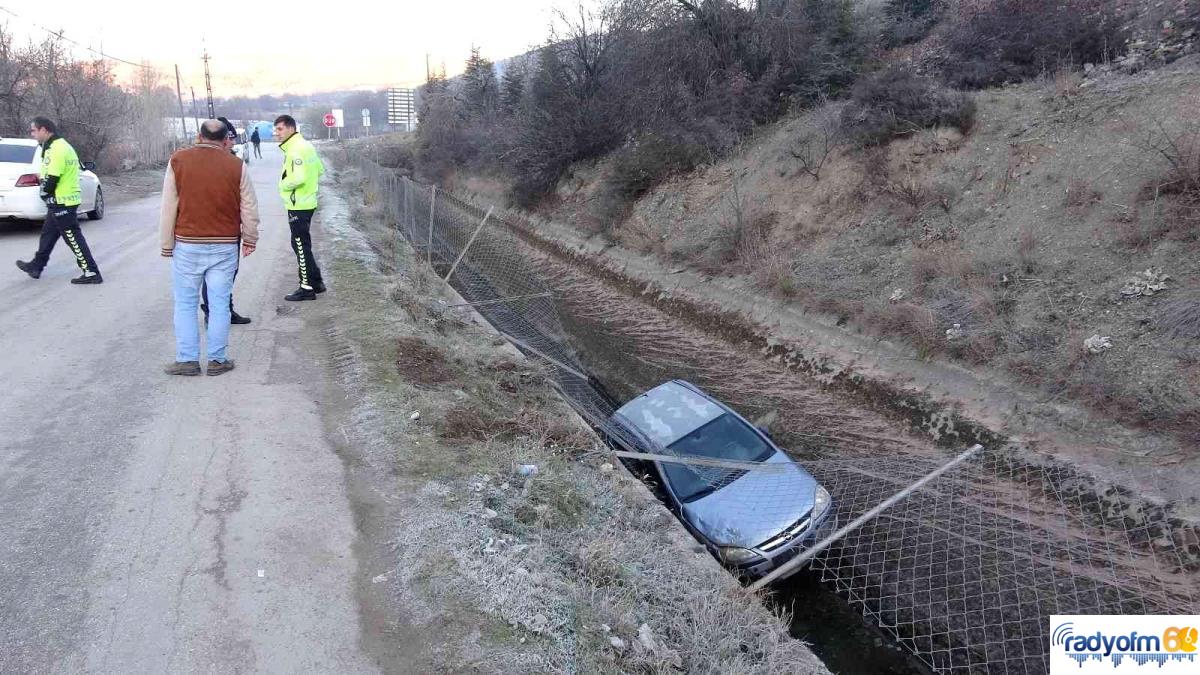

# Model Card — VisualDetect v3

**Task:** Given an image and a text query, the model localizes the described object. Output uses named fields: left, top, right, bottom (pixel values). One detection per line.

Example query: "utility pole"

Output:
left=425, top=53, right=430, bottom=83
left=190, top=87, right=201, bottom=130
left=202, top=49, right=215, bottom=118
left=174, top=64, right=189, bottom=141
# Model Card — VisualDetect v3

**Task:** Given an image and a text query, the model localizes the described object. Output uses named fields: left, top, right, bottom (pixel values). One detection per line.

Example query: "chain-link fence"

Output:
left=346, top=154, right=1200, bottom=674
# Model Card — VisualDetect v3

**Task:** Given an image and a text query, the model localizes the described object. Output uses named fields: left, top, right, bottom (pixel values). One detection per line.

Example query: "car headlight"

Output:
left=720, top=547, right=761, bottom=564
left=812, top=485, right=832, bottom=521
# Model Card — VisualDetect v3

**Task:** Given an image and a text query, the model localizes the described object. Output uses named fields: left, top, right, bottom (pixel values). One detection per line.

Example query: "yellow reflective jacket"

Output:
left=40, top=136, right=82, bottom=207
left=278, top=132, right=324, bottom=210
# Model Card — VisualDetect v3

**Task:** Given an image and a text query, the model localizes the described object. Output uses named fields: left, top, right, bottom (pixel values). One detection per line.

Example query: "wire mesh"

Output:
left=346, top=154, right=1200, bottom=674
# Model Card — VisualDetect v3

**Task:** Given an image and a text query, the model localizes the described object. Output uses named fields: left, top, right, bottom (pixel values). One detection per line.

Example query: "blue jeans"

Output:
left=172, top=243, right=238, bottom=363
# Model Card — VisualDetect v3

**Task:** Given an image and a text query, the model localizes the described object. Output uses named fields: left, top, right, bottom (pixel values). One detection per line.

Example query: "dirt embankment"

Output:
left=443, top=59, right=1200, bottom=525
left=314, top=159, right=830, bottom=673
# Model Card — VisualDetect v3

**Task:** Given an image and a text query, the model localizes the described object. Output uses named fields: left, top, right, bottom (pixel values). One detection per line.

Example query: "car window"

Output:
left=663, top=413, right=774, bottom=502
left=0, top=144, right=36, bottom=164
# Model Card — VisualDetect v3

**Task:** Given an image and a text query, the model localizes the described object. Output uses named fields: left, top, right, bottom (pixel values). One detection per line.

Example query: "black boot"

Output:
left=284, top=287, right=317, bottom=302
left=231, top=311, right=252, bottom=325
left=15, top=260, right=41, bottom=279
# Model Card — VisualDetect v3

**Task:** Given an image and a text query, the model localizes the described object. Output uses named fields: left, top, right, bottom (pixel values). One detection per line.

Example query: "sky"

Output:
left=2, top=0, right=571, bottom=96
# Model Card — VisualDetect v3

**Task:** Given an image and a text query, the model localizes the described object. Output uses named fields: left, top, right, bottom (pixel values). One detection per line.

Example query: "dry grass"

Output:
left=1135, top=121, right=1200, bottom=238
left=1016, top=227, right=1039, bottom=274
left=1064, top=178, right=1103, bottom=209
left=1160, top=292, right=1200, bottom=340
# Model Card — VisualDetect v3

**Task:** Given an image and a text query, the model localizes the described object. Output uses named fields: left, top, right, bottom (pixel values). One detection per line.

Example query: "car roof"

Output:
left=0, top=139, right=38, bottom=146
left=614, top=380, right=726, bottom=448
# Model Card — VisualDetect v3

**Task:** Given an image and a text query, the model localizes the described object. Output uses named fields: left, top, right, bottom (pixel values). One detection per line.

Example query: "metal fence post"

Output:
left=428, top=186, right=437, bottom=267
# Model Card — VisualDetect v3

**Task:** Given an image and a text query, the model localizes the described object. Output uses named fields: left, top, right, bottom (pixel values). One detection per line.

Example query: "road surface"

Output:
left=0, top=144, right=378, bottom=672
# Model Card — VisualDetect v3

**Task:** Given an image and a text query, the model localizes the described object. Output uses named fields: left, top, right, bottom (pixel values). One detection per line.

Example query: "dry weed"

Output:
left=1064, top=178, right=1104, bottom=209
left=1159, top=292, right=1200, bottom=340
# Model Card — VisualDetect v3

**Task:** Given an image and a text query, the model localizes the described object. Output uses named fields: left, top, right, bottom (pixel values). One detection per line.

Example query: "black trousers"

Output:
left=30, top=204, right=100, bottom=275
left=201, top=263, right=239, bottom=317
left=288, top=209, right=323, bottom=289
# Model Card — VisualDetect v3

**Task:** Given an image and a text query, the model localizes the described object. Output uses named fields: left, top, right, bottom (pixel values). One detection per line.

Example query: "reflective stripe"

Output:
left=62, top=228, right=91, bottom=274
left=294, top=236, right=309, bottom=287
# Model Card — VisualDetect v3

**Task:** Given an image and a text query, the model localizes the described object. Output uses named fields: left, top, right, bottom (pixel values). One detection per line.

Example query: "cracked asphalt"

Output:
left=0, top=144, right=379, bottom=672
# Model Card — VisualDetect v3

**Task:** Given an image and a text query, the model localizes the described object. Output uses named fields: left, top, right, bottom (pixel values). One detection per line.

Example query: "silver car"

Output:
left=610, top=380, right=833, bottom=579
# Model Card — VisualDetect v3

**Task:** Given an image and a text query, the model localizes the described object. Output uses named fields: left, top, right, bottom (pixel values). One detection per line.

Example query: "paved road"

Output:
left=0, top=144, right=378, bottom=672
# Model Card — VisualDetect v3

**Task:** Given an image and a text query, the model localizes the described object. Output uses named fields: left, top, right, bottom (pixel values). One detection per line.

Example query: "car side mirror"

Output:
left=82, top=161, right=96, bottom=172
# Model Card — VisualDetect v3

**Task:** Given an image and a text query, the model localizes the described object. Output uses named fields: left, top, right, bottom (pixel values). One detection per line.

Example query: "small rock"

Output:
left=409, top=411, right=421, bottom=420
left=637, top=623, right=659, bottom=652
left=1084, top=335, right=1113, bottom=354
left=945, top=323, right=966, bottom=341
left=600, top=623, right=612, bottom=633
left=600, top=462, right=615, bottom=472
left=528, top=613, right=550, bottom=634
left=482, top=508, right=499, bottom=519
left=889, top=288, right=906, bottom=303
left=1083, top=62, right=1095, bottom=74
left=516, top=464, right=539, bottom=477
left=609, top=637, right=626, bottom=650
left=372, top=573, right=388, bottom=584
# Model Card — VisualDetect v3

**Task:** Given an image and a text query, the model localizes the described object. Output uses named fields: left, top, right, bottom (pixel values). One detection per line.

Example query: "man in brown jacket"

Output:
left=160, top=119, right=260, bottom=376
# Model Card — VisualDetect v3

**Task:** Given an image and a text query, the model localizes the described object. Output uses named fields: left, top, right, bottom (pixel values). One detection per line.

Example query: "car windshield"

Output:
left=662, top=413, right=774, bottom=503
left=0, top=144, right=36, bottom=164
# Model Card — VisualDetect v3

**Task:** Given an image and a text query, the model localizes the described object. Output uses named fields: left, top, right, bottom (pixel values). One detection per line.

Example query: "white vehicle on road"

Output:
left=0, top=138, right=104, bottom=222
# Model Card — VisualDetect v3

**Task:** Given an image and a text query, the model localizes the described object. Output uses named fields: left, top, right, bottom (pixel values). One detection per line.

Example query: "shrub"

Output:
left=1138, top=122, right=1200, bottom=233
left=840, top=66, right=977, bottom=147
left=594, top=134, right=710, bottom=227
left=940, top=0, right=1125, bottom=89
left=883, top=0, right=944, bottom=47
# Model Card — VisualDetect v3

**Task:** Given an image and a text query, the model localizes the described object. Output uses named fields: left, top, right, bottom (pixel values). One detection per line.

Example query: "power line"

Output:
left=0, top=5, right=158, bottom=71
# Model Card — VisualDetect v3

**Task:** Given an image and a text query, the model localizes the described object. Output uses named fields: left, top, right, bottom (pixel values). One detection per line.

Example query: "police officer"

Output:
left=15, top=117, right=103, bottom=284
left=273, top=114, right=326, bottom=301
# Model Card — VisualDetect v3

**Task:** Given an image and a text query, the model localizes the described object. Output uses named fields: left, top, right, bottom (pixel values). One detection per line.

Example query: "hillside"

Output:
left=424, top=57, right=1200, bottom=520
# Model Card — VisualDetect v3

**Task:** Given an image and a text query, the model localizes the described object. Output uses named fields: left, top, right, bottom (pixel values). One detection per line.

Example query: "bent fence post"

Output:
left=443, top=207, right=494, bottom=283
left=748, top=443, right=985, bottom=592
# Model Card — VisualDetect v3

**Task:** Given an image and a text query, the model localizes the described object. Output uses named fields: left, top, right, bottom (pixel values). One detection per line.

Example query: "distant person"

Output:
left=15, top=116, right=103, bottom=284
left=251, top=127, right=262, bottom=158
left=160, top=119, right=260, bottom=376
left=199, top=117, right=252, bottom=325
left=274, top=114, right=326, bottom=301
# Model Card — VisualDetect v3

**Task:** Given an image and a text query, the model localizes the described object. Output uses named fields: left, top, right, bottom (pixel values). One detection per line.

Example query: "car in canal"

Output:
left=609, top=380, right=833, bottom=580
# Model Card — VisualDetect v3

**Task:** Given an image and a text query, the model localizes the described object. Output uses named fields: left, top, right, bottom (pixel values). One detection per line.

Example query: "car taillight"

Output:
left=15, top=174, right=39, bottom=187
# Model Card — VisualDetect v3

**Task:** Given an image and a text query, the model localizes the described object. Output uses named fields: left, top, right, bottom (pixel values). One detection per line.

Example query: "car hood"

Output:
left=680, top=451, right=818, bottom=549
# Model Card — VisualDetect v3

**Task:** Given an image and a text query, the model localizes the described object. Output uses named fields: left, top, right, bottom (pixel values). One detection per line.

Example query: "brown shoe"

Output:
left=206, top=359, right=236, bottom=376
left=165, top=361, right=201, bottom=376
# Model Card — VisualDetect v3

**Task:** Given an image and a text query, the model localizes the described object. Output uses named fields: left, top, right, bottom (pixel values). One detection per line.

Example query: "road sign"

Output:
left=323, top=113, right=336, bottom=127
left=331, top=109, right=344, bottom=128
left=387, top=88, right=416, bottom=130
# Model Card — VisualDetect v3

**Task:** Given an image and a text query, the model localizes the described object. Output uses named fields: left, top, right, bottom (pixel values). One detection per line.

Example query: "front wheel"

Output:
left=87, top=186, right=104, bottom=220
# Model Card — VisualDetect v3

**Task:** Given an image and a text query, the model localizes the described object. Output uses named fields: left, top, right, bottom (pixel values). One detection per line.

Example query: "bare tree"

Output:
left=789, top=96, right=841, bottom=180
